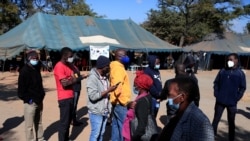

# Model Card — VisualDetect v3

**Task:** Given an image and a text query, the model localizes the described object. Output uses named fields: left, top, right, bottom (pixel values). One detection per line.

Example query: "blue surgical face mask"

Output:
left=30, top=60, right=38, bottom=66
left=121, top=56, right=130, bottom=64
left=168, top=98, right=180, bottom=110
left=154, top=64, right=160, bottom=69
left=168, top=94, right=182, bottom=111
left=133, top=86, right=139, bottom=95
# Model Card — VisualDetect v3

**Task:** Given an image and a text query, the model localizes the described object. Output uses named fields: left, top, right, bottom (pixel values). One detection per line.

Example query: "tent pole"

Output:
left=247, top=56, right=249, bottom=69
left=2, top=49, right=7, bottom=72
left=2, top=60, right=5, bottom=72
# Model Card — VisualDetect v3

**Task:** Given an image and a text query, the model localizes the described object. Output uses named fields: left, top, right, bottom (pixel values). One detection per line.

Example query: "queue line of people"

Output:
left=17, top=47, right=246, bottom=141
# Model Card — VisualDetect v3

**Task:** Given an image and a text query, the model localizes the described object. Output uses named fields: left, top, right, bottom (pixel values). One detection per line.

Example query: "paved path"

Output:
left=0, top=70, right=249, bottom=141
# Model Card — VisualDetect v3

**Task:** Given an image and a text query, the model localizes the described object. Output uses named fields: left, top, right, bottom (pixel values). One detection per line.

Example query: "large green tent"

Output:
left=183, top=32, right=250, bottom=55
left=0, top=12, right=181, bottom=60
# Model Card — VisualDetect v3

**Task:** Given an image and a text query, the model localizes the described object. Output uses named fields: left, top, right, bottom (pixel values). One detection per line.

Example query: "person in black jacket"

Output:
left=143, top=55, right=162, bottom=118
left=160, top=63, right=200, bottom=125
left=18, top=50, right=46, bottom=141
left=70, top=53, right=88, bottom=126
left=212, top=53, right=246, bottom=141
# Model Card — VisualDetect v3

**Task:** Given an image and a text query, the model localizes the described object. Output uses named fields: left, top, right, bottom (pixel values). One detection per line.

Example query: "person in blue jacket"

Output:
left=212, top=53, right=246, bottom=141
left=143, top=55, right=162, bottom=118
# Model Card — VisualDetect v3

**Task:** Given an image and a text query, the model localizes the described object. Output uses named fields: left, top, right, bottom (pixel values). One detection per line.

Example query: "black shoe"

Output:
left=72, top=120, right=83, bottom=126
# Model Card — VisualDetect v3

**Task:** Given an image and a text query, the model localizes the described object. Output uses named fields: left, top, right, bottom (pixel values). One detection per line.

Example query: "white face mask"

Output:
left=67, top=57, right=74, bottom=63
left=227, top=60, right=234, bottom=68
left=154, top=64, right=160, bottom=69
left=30, top=60, right=38, bottom=66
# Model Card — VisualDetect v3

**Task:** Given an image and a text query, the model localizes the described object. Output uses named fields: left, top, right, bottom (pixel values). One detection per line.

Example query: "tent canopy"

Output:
left=183, top=32, right=250, bottom=55
left=0, top=12, right=181, bottom=60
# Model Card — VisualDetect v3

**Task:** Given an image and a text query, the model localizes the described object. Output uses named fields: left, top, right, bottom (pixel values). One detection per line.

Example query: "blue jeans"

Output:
left=111, top=105, right=127, bottom=141
left=212, top=102, right=237, bottom=141
left=89, top=113, right=108, bottom=141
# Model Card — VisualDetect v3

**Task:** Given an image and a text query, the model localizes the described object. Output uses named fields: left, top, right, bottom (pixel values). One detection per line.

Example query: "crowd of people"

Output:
left=16, top=47, right=246, bottom=141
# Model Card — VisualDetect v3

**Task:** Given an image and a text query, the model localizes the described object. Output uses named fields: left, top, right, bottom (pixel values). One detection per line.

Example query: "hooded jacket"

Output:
left=143, top=55, right=162, bottom=99
left=86, top=68, right=112, bottom=115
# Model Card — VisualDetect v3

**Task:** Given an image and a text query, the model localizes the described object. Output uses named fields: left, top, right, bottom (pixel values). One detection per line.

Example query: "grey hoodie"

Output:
left=86, top=68, right=112, bottom=115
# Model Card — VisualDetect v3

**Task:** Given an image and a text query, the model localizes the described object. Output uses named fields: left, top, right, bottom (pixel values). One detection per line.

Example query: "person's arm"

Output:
left=17, top=71, right=27, bottom=100
left=86, top=76, right=103, bottom=102
left=237, top=70, right=246, bottom=101
left=149, top=81, right=162, bottom=99
left=159, top=80, right=170, bottom=101
left=101, top=85, right=118, bottom=97
left=60, top=76, right=77, bottom=88
left=213, top=70, right=221, bottom=97
left=17, top=69, right=28, bottom=101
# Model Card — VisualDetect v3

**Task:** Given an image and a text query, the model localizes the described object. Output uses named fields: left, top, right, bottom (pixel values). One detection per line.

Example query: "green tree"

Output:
left=64, top=0, right=98, bottom=16
left=0, top=0, right=98, bottom=34
left=142, top=0, right=243, bottom=47
left=0, top=0, right=21, bottom=35
left=242, top=4, right=250, bottom=33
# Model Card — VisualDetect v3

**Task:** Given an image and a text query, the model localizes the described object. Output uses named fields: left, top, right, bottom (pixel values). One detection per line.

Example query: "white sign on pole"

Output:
left=89, top=45, right=110, bottom=60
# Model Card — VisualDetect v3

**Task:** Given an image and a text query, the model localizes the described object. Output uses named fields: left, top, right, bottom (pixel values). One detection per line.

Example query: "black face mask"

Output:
left=102, top=67, right=110, bottom=76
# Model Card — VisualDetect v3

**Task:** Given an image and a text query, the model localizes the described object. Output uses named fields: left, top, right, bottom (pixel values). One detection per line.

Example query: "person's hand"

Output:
left=127, top=101, right=136, bottom=109
left=108, top=85, right=117, bottom=92
left=81, top=74, right=89, bottom=79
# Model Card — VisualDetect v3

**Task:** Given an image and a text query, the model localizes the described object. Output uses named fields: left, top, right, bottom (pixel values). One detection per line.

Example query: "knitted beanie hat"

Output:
left=96, top=55, right=110, bottom=69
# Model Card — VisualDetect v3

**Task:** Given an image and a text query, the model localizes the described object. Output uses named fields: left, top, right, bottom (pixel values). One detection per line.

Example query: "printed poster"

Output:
left=90, top=45, right=109, bottom=60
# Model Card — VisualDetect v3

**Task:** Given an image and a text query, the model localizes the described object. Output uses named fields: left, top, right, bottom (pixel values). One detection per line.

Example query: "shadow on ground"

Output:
left=0, top=116, right=24, bottom=135
left=44, top=106, right=89, bottom=140
left=214, top=119, right=250, bottom=141
left=0, top=82, right=18, bottom=101
left=237, top=107, right=250, bottom=119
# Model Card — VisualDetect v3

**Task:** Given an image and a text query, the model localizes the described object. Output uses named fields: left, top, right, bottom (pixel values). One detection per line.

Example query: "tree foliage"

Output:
left=0, top=0, right=98, bottom=35
left=0, top=0, right=21, bottom=34
left=141, top=0, right=245, bottom=46
left=242, top=4, right=250, bottom=33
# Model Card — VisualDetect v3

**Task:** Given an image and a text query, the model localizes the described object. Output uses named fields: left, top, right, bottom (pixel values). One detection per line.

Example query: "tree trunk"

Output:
left=179, top=35, right=185, bottom=47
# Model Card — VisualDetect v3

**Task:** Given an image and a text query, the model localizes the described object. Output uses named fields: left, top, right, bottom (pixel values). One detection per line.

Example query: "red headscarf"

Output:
left=134, top=71, right=153, bottom=90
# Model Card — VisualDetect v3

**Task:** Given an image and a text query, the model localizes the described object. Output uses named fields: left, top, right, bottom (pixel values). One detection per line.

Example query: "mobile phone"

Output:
left=115, top=82, right=121, bottom=86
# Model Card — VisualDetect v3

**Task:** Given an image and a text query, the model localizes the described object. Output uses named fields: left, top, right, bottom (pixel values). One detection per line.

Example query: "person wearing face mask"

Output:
left=18, top=50, right=46, bottom=141
left=53, top=47, right=86, bottom=141
left=212, top=53, right=246, bottom=141
left=158, top=77, right=214, bottom=141
left=143, top=55, right=162, bottom=118
left=110, top=49, right=132, bottom=141
left=122, top=71, right=158, bottom=141
left=160, top=63, right=200, bottom=125
left=70, top=53, right=88, bottom=126
left=87, top=55, right=118, bottom=141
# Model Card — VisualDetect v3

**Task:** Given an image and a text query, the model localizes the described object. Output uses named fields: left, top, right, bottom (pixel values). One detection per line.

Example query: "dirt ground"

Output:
left=0, top=69, right=249, bottom=141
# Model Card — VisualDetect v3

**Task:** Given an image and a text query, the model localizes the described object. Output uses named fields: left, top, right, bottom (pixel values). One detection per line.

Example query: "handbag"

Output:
left=130, top=97, right=158, bottom=141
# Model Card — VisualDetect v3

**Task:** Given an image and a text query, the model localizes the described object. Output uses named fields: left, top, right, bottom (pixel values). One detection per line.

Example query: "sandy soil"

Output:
left=0, top=69, right=249, bottom=141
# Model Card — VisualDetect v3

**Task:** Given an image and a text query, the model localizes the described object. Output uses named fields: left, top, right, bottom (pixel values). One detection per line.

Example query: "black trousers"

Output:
left=72, top=91, right=80, bottom=122
left=58, top=98, right=74, bottom=141
left=212, top=102, right=237, bottom=141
